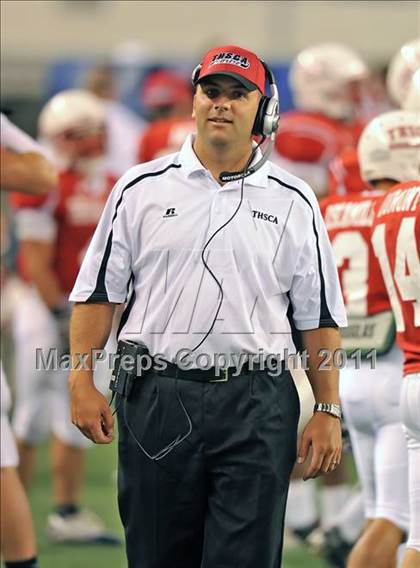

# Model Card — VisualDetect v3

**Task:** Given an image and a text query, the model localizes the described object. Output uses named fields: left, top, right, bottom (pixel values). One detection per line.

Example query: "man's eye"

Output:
left=205, top=88, right=219, bottom=98
left=232, top=90, right=246, bottom=99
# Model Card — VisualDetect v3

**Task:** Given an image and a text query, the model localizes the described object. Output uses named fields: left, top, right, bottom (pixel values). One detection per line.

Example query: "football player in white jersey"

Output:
left=0, top=114, right=57, bottom=568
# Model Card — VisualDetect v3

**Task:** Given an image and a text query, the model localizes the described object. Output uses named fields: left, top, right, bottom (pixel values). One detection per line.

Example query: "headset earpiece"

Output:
left=252, top=61, right=280, bottom=137
left=191, top=64, right=202, bottom=87
left=252, top=96, right=270, bottom=136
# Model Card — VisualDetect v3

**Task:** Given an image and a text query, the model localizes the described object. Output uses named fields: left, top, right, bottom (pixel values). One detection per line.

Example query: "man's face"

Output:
left=193, top=75, right=261, bottom=148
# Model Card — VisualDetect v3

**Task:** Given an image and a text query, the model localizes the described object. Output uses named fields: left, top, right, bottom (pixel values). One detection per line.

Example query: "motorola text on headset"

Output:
left=191, top=57, right=280, bottom=182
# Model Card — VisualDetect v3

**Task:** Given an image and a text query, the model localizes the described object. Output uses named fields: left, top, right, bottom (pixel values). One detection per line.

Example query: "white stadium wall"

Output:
left=1, top=0, right=419, bottom=98
left=2, top=0, right=419, bottom=60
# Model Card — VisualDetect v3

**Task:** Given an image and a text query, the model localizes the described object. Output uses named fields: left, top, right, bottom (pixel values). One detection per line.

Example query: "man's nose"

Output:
left=214, top=94, right=230, bottom=110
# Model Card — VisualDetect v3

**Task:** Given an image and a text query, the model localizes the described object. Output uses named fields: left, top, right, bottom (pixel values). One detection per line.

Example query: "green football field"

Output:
left=28, top=442, right=331, bottom=568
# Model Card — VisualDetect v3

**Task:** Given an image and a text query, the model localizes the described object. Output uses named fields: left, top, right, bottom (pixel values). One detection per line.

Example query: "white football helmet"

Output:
left=358, top=110, right=420, bottom=183
left=289, top=43, right=368, bottom=120
left=403, top=68, right=420, bottom=111
left=38, top=89, right=106, bottom=138
left=387, top=38, right=420, bottom=109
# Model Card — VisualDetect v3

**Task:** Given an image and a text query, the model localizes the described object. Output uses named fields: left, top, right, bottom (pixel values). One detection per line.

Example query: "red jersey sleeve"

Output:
left=138, top=117, right=196, bottom=163
left=274, top=111, right=348, bottom=164
left=9, top=191, right=49, bottom=210
left=328, top=147, right=370, bottom=197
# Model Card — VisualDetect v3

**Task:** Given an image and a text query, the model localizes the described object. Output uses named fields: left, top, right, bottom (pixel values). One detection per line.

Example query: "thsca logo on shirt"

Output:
left=252, top=210, right=278, bottom=224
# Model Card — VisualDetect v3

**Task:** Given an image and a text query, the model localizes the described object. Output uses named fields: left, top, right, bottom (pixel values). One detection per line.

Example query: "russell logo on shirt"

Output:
left=163, top=207, right=178, bottom=218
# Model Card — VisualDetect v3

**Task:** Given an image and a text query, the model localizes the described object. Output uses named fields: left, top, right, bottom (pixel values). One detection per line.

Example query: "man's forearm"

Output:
left=70, top=302, right=116, bottom=384
left=1, top=149, right=58, bottom=195
left=301, top=327, right=341, bottom=404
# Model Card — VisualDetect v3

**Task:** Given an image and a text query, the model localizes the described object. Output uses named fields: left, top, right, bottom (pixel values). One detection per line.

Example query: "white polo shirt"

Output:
left=70, top=135, right=347, bottom=366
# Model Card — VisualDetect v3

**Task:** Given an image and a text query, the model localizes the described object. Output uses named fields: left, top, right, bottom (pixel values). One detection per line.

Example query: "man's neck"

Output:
left=193, top=138, right=254, bottom=185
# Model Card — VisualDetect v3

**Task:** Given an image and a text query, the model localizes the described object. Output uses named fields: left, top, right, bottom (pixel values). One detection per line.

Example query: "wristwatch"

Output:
left=313, top=402, right=342, bottom=420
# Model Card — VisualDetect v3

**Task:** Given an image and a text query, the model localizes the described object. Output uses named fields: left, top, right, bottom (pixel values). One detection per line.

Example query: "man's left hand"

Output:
left=297, top=412, right=342, bottom=480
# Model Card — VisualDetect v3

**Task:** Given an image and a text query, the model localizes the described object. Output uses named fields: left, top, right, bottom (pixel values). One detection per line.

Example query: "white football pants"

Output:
left=400, top=373, right=420, bottom=552
left=1, top=362, right=19, bottom=467
left=12, top=286, right=115, bottom=448
left=339, top=343, right=409, bottom=532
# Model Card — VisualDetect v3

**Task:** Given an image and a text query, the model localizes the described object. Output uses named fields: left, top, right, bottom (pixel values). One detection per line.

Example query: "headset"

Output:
left=191, top=59, right=280, bottom=182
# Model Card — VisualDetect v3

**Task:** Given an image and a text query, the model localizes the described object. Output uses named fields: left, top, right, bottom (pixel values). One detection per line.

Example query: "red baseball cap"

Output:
left=141, top=70, right=192, bottom=109
left=194, top=45, right=266, bottom=93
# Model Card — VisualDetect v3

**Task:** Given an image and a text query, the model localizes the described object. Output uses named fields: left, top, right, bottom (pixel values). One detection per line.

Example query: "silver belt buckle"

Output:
left=209, top=368, right=229, bottom=383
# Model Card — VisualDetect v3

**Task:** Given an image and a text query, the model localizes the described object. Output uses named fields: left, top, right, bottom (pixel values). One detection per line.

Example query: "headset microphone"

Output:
left=219, top=135, right=274, bottom=182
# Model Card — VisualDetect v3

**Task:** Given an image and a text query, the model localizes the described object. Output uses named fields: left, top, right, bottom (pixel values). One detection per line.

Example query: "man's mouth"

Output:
left=208, top=117, right=232, bottom=123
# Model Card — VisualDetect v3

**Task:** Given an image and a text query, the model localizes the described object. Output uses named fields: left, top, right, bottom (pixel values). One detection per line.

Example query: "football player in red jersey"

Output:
left=138, top=115, right=196, bottom=163
left=328, top=146, right=370, bottom=198
left=9, top=90, right=120, bottom=545
left=272, top=43, right=369, bottom=199
left=359, top=109, right=420, bottom=568
left=138, top=69, right=195, bottom=162
left=328, top=38, right=420, bottom=201
left=320, top=160, right=409, bottom=568
left=280, top=44, right=369, bottom=552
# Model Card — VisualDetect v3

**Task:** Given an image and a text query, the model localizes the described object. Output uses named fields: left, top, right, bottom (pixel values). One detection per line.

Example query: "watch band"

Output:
left=313, top=402, right=342, bottom=420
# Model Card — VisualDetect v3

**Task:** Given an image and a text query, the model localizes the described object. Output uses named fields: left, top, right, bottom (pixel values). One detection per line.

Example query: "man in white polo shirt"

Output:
left=68, top=45, right=347, bottom=567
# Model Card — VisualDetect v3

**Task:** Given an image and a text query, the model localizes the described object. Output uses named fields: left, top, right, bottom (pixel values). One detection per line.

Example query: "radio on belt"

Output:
left=109, top=340, right=150, bottom=398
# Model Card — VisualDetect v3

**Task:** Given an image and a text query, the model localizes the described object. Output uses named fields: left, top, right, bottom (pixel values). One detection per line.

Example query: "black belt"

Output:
left=110, top=341, right=286, bottom=397
left=155, top=360, right=285, bottom=383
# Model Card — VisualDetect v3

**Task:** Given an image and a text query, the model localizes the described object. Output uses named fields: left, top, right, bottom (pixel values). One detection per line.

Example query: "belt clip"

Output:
left=209, top=368, right=229, bottom=383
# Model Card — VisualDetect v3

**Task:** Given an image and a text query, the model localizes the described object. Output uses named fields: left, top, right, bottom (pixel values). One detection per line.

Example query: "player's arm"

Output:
left=68, top=302, right=116, bottom=444
left=298, top=327, right=342, bottom=480
left=1, top=148, right=58, bottom=195
left=20, top=240, right=63, bottom=310
left=0, top=113, right=58, bottom=195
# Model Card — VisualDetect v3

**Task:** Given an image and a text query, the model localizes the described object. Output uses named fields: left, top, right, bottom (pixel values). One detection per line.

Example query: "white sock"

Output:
left=336, top=490, right=365, bottom=542
left=321, top=484, right=352, bottom=531
left=285, top=479, right=318, bottom=529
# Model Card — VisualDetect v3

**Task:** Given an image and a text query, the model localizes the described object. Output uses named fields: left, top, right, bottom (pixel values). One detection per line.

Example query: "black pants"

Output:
left=116, top=368, right=300, bottom=568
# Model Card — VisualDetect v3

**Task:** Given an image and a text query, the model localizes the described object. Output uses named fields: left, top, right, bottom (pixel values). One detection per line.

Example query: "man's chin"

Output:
left=207, top=132, right=231, bottom=149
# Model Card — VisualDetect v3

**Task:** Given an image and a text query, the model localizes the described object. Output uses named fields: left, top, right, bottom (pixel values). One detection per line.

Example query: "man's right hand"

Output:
left=69, top=373, right=114, bottom=444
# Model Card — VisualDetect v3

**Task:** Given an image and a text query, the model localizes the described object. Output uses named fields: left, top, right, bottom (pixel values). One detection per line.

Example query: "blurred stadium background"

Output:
left=2, top=1, right=419, bottom=134
left=1, top=2, right=419, bottom=567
